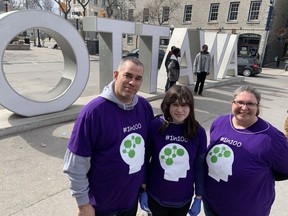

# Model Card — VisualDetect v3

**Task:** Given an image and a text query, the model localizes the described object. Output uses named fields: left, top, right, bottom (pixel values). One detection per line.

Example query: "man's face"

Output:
left=113, top=61, right=144, bottom=104
left=202, top=45, right=208, bottom=52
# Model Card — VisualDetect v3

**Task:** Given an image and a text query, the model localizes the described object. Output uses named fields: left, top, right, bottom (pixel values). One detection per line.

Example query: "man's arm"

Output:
left=63, top=149, right=91, bottom=206
left=206, top=54, right=212, bottom=73
left=193, top=53, right=200, bottom=73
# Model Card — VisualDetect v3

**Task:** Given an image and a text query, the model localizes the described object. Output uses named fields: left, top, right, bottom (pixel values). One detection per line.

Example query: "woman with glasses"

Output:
left=203, top=85, right=288, bottom=216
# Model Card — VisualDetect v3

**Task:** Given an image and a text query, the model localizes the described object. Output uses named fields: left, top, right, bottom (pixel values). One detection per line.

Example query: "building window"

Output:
left=209, top=3, right=219, bottom=21
left=127, top=35, right=133, bottom=44
left=143, top=8, right=149, bottom=23
left=101, top=0, right=105, bottom=7
left=94, top=0, right=98, bottom=5
left=228, top=2, right=240, bottom=21
left=128, top=9, right=134, bottom=21
left=162, top=7, right=170, bottom=22
left=248, top=1, right=261, bottom=21
left=183, top=5, right=192, bottom=22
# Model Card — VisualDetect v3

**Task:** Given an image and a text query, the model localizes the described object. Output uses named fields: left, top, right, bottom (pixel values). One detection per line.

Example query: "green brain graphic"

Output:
left=161, top=145, right=185, bottom=165
left=122, top=135, right=142, bottom=158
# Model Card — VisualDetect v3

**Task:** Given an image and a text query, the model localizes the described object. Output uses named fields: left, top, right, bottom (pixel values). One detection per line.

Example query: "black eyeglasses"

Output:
left=233, top=100, right=258, bottom=109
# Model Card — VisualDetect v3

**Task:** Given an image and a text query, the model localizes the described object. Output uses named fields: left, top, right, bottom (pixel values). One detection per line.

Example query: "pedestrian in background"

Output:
left=165, top=48, right=181, bottom=92
left=203, top=85, right=288, bottom=216
left=63, top=57, right=154, bottom=216
left=164, top=45, right=176, bottom=71
left=193, top=44, right=211, bottom=96
left=164, top=45, right=176, bottom=92
left=255, top=52, right=260, bottom=61
left=140, top=85, right=207, bottom=216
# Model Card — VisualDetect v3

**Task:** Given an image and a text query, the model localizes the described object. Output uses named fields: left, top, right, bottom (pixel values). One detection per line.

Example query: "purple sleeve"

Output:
left=194, top=125, right=207, bottom=196
left=266, top=126, right=288, bottom=174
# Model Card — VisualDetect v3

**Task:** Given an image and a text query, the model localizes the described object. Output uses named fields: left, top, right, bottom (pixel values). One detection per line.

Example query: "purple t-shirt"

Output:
left=68, top=96, right=153, bottom=213
left=147, top=117, right=207, bottom=207
left=204, top=114, right=288, bottom=216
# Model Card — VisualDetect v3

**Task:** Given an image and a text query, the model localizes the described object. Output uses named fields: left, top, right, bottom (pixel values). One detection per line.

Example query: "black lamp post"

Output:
left=72, top=15, right=79, bottom=30
left=37, top=29, right=42, bottom=47
left=72, top=9, right=81, bottom=31
left=76, top=18, right=79, bottom=30
left=4, top=0, right=9, bottom=12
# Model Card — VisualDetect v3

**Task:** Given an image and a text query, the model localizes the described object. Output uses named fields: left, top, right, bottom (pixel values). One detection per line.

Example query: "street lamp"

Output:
left=4, top=0, right=9, bottom=12
left=72, top=14, right=80, bottom=30
left=37, top=29, right=42, bottom=47
left=72, top=7, right=81, bottom=31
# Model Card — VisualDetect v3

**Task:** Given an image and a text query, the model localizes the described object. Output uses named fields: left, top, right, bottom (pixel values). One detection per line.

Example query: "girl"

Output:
left=140, top=85, right=207, bottom=216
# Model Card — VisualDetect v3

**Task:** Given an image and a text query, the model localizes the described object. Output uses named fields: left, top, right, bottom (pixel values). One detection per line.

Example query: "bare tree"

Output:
left=105, top=0, right=118, bottom=18
left=8, top=0, right=22, bottom=10
left=54, top=0, right=72, bottom=19
left=29, top=0, right=43, bottom=9
left=41, top=0, right=55, bottom=11
left=103, top=0, right=130, bottom=19
left=8, top=0, right=56, bottom=12
left=76, top=0, right=90, bottom=16
left=114, top=0, right=130, bottom=20
left=134, top=0, right=181, bottom=25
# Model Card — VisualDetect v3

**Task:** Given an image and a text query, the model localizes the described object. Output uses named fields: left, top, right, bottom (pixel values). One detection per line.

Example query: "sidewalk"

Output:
left=263, top=58, right=288, bottom=73
left=262, top=66, right=288, bottom=76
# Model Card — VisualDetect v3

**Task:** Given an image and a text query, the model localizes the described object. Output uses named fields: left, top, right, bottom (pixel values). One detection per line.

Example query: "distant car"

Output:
left=122, top=48, right=165, bottom=69
left=237, top=56, right=262, bottom=77
left=122, top=48, right=139, bottom=58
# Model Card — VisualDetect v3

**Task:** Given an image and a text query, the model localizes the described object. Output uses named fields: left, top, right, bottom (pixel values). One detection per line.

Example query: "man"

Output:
left=63, top=57, right=154, bottom=216
left=193, top=44, right=211, bottom=95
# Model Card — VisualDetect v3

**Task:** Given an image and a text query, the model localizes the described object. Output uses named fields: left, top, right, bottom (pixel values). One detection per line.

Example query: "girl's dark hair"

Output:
left=158, top=85, right=199, bottom=139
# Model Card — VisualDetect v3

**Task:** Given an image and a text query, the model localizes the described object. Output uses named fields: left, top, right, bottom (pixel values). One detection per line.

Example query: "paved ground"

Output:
left=0, top=44, right=288, bottom=216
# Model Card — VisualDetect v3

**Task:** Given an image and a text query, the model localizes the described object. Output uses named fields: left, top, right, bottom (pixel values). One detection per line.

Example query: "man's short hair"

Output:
left=118, top=57, right=144, bottom=71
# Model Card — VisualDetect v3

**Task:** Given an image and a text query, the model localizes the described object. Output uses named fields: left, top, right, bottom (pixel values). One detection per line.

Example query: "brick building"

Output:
left=72, top=0, right=288, bottom=65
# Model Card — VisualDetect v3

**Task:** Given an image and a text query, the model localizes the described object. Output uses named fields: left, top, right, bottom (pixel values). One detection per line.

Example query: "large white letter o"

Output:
left=0, top=10, right=89, bottom=117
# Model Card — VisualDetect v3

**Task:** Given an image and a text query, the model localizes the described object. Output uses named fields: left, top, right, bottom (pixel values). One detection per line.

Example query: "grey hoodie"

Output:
left=100, top=80, right=138, bottom=110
